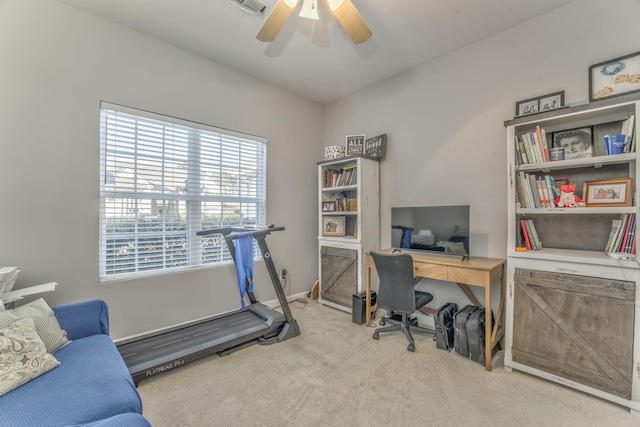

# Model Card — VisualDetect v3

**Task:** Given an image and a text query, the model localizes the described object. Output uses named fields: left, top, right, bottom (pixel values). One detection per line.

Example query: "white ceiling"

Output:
left=59, top=0, right=575, bottom=104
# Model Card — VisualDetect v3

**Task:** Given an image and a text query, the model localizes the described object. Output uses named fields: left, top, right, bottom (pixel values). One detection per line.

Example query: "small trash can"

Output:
left=352, top=291, right=377, bottom=325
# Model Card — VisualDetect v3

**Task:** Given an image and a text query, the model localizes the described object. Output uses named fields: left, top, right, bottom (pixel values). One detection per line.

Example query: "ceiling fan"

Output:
left=256, top=0, right=372, bottom=45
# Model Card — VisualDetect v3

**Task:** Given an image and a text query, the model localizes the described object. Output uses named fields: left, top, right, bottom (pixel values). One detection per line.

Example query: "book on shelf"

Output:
left=620, top=214, right=633, bottom=252
left=520, top=134, right=534, bottom=164
left=526, top=219, right=542, bottom=250
left=604, top=218, right=623, bottom=256
left=528, top=174, right=542, bottom=208
left=544, top=175, right=556, bottom=208
left=613, top=214, right=630, bottom=253
left=625, top=214, right=636, bottom=253
left=534, top=126, right=550, bottom=162
left=520, top=219, right=532, bottom=250
left=517, top=140, right=527, bottom=165
left=605, top=213, right=636, bottom=257
left=516, top=172, right=560, bottom=209
left=515, top=125, right=556, bottom=164
left=621, top=115, right=635, bottom=153
left=323, top=165, right=358, bottom=188
left=540, top=127, right=550, bottom=161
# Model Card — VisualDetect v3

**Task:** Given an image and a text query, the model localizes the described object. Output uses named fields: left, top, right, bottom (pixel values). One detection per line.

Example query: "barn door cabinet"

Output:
left=504, top=93, right=640, bottom=414
left=317, top=156, right=379, bottom=312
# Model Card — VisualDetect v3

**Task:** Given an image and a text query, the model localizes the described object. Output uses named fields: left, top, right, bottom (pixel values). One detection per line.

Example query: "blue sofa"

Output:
left=0, top=300, right=151, bottom=427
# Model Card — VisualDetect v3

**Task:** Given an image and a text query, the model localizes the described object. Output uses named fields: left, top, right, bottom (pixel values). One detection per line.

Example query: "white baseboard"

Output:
left=263, top=291, right=310, bottom=309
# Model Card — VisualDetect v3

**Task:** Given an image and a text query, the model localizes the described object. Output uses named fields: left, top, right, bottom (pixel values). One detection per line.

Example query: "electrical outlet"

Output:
left=280, top=269, right=287, bottom=280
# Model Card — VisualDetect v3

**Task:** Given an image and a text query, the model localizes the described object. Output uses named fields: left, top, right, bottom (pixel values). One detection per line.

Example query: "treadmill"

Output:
left=117, top=225, right=300, bottom=386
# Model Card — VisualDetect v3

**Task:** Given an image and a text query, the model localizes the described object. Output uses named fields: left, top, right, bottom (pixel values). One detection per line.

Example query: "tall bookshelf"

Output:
left=504, top=93, right=640, bottom=413
left=317, top=156, right=379, bottom=312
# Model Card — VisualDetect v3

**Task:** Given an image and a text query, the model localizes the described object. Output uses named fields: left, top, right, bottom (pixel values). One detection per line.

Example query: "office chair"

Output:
left=370, top=251, right=434, bottom=352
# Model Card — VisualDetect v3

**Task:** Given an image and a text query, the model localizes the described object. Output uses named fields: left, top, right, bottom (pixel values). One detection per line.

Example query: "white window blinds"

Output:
left=99, top=102, right=266, bottom=281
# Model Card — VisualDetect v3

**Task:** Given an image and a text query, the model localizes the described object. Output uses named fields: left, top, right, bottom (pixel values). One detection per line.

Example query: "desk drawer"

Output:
left=448, top=266, right=488, bottom=287
left=414, top=264, right=447, bottom=280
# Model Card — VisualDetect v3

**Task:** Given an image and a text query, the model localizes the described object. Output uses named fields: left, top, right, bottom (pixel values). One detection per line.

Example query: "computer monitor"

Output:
left=391, top=205, right=470, bottom=257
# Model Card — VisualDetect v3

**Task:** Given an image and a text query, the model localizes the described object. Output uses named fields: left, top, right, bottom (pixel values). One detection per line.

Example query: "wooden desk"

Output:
left=365, top=249, right=506, bottom=371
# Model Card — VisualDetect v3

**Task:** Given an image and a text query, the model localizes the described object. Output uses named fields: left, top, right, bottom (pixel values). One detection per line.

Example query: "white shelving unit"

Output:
left=317, top=156, right=379, bottom=312
left=504, top=93, right=640, bottom=414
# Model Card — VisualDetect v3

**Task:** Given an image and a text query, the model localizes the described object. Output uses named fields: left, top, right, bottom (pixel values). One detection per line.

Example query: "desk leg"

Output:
left=491, top=265, right=506, bottom=349
left=485, top=282, right=492, bottom=371
left=456, top=283, right=482, bottom=307
left=365, top=264, right=372, bottom=326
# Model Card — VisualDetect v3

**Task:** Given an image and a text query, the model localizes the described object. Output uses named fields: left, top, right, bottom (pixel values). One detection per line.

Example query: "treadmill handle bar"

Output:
left=195, top=225, right=294, bottom=324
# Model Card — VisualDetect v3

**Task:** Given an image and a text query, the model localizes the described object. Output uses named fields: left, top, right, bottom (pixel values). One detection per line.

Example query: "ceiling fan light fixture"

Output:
left=299, top=0, right=319, bottom=20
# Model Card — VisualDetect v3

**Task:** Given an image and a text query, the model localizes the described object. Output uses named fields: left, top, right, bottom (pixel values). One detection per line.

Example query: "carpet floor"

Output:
left=138, top=299, right=639, bottom=426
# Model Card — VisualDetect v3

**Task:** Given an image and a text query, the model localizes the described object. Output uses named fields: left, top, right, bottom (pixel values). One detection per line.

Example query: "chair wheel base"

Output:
left=407, top=344, right=415, bottom=352
left=372, top=332, right=379, bottom=340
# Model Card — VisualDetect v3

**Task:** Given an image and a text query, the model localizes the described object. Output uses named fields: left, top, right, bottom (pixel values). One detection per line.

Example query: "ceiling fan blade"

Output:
left=256, top=0, right=297, bottom=42
left=330, top=0, right=371, bottom=44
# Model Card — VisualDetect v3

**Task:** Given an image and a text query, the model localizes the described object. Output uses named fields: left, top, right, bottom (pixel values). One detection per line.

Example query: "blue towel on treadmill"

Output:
left=235, top=233, right=254, bottom=308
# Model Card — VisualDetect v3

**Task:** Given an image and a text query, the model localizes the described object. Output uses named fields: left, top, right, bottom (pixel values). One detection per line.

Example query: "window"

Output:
left=99, top=102, right=266, bottom=281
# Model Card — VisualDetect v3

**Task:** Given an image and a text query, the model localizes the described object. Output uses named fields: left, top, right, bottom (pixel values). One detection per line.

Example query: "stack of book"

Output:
left=323, top=165, right=358, bottom=188
left=515, top=125, right=550, bottom=164
left=334, top=197, right=357, bottom=212
left=516, top=172, right=560, bottom=208
left=519, top=219, right=541, bottom=250
left=604, top=213, right=636, bottom=258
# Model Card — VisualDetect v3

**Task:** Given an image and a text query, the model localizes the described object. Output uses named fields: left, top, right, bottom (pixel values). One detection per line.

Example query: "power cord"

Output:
left=277, top=271, right=308, bottom=309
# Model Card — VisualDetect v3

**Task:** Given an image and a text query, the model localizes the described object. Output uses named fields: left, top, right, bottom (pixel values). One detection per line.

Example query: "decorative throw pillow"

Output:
left=0, top=298, right=70, bottom=353
left=0, top=317, right=60, bottom=396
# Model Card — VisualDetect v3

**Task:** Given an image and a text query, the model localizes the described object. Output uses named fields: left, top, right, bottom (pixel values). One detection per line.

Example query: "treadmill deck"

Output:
left=117, top=303, right=286, bottom=384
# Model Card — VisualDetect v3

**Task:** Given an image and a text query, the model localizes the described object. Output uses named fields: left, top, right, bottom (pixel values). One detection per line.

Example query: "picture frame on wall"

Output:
left=322, top=216, right=346, bottom=236
left=583, top=178, right=633, bottom=207
left=589, top=51, right=640, bottom=101
left=552, top=126, right=593, bottom=160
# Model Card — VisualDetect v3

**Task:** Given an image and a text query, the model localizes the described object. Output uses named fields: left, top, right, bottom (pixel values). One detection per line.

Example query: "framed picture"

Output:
left=515, top=97, right=539, bottom=117
left=515, top=91, right=565, bottom=117
left=322, top=216, right=346, bottom=236
left=345, top=134, right=365, bottom=156
left=589, top=51, right=640, bottom=101
left=538, top=91, right=564, bottom=112
left=322, top=201, right=336, bottom=212
left=583, top=178, right=633, bottom=207
left=552, top=127, right=593, bottom=160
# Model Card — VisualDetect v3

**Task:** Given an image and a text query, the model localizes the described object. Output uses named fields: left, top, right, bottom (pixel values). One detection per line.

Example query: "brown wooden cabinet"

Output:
left=319, top=245, right=358, bottom=308
left=513, top=268, right=634, bottom=399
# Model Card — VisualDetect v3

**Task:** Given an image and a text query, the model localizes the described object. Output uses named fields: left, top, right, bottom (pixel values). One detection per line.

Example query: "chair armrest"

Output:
left=52, top=299, right=109, bottom=340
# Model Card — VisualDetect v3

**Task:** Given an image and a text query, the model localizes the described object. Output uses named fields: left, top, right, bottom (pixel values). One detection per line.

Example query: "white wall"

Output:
left=3, top=0, right=640, bottom=338
left=324, top=0, right=640, bottom=310
left=0, top=0, right=322, bottom=338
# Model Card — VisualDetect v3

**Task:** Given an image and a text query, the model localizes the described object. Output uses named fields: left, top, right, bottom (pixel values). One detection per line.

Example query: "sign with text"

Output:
left=365, top=134, right=387, bottom=159
left=346, top=134, right=365, bottom=156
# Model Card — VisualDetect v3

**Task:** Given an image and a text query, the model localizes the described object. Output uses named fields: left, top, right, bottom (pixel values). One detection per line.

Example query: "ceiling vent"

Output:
left=229, top=0, right=266, bottom=16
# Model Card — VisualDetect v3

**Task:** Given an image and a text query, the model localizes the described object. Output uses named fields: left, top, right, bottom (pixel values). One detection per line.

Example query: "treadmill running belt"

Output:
left=118, top=309, right=276, bottom=375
